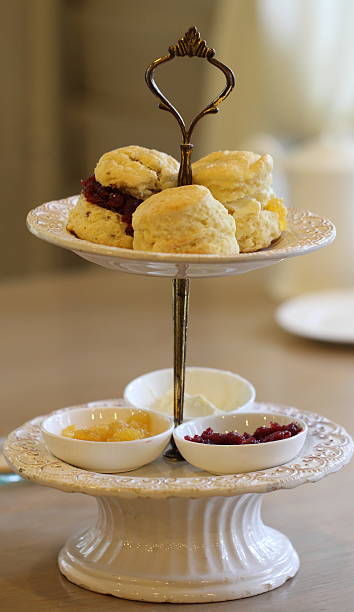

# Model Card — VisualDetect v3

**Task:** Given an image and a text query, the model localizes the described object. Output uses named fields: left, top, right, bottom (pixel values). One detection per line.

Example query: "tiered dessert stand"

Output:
left=4, top=27, right=352, bottom=604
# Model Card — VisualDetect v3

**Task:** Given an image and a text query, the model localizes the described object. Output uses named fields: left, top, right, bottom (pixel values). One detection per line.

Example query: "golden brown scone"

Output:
left=132, top=185, right=239, bottom=255
left=192, top=150, right=273, bottom=206
left=192, top=150, right=287, bottom=252
left=95, top=145, right=179, bottom=199
left=230, top=199, right=281, bottom=252
left=67, top=195, right=133, bottom=249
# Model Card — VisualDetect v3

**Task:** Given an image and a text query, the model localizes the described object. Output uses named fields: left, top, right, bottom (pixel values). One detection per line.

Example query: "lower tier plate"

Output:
left=4, top=401, right=353, bottom=499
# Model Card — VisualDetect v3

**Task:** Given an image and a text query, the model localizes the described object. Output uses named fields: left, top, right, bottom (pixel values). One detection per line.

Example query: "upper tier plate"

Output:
left=27, top=196, right=335, bottom=278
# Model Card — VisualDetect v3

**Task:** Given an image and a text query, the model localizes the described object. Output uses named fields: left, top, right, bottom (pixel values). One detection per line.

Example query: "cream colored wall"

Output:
left=1, top=0, right=216, bottom=278
left=1, top=0, right=67, bottom=278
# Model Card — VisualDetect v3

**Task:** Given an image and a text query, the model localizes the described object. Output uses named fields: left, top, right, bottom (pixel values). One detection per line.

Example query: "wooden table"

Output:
left=1, top=268, right=353, bottom=611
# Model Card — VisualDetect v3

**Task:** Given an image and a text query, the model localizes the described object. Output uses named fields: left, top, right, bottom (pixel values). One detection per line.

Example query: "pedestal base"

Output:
left=58, top=493, right=299, bottom=603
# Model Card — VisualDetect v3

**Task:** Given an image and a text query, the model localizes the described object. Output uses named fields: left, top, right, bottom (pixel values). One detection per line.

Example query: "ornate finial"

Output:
left=168, top=26, right=215, bottom=58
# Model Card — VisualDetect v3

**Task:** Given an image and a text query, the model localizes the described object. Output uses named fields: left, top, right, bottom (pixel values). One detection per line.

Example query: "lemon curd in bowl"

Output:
left=62, top=410, right=152, bottom=441
left=41, top=404, right=173, bottom=473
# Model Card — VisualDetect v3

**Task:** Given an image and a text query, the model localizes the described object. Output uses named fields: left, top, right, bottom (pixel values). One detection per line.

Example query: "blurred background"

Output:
left=2, top=7, right=354, bottom=602
left=3, top=0, right=354, bottom=289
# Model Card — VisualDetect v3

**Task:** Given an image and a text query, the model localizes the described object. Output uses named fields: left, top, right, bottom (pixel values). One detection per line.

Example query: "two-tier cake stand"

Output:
left=4, top=27, right=353, bottom=604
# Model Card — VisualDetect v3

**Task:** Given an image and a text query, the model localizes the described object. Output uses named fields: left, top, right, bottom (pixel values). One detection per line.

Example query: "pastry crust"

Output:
left=95, top=145, right=179, bottom=199
left=67, top=195, right=133, bottom=249
left=132, top=185, right=239, bottom=255
left=192, top=150, right=273, bottom=206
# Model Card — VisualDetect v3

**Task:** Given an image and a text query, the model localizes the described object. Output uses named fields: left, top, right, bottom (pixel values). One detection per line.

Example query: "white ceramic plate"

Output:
left=4, top=400, right=353, bottom=497
left=26, top=197, right=335, bottom=278
left=276, top=289, right=354, bottom=343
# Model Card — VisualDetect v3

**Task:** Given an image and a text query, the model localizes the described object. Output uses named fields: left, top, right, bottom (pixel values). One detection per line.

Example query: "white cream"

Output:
left=227, top=197, right=262, bottom=217
left=153, top=389, right=218, bottom=419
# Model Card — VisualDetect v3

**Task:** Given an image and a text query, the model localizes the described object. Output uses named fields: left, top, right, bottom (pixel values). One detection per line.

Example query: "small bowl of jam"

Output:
left=41, top=403, right=173, bottom=473
left=173, top=412, right=307, bottom=474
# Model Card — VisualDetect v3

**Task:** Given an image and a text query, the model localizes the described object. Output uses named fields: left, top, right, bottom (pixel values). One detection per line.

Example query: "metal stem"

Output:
left=178, top=144, right=194, bottom=185
left=164, top=277, right=190, bottom=461
left=146, top=27, right=234, bottom=461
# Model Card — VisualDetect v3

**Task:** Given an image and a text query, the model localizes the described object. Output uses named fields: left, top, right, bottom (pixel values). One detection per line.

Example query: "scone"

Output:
left=67, top=145, right=179, bottom=248
left=192, top=150, right=274, bottom=206
left=95, top=145, right=179, bottom=199
left=230, top=198, right=281, bottom=253
left=192, top=150, right=287, bottom=252
left=67, top=194, right=133, bottom=248
left=132, top=184, right=239, bottom=255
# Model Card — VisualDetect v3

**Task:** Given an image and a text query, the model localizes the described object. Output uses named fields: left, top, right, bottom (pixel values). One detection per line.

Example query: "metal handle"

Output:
left=145, top=26, right=235, bottom=186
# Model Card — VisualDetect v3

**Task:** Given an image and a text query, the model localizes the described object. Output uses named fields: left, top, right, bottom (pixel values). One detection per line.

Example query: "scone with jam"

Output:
left=192, top=150, right=287, bottom=252
left=67, top=145, right=179, bottom=248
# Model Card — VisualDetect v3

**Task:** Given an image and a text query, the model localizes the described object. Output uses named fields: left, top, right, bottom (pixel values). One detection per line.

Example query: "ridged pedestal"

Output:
left=58, top=493, right=299, bottom=603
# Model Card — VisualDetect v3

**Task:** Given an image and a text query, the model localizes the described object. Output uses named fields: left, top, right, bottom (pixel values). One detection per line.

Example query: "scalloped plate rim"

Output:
left=26, top=196, right=336, bottom=265
left=4, top=400, right=353, bottom=498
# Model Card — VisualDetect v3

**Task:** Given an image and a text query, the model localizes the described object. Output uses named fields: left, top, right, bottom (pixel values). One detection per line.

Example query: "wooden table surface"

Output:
left=1, top=268, right=353, bottom=612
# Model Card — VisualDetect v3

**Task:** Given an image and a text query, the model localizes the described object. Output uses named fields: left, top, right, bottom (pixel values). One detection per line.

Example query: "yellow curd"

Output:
left=62, top=412, right=152, bottom=441
left=264, top=197, right=288, bottom=231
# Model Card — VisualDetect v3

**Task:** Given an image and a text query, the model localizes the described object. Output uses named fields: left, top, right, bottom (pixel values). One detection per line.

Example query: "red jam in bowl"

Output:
left=184, top=422, right=303, bottom=445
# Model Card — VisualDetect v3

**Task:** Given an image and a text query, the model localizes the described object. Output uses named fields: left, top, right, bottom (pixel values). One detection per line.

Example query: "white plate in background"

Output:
left=275, top=289, right=354, bottom=343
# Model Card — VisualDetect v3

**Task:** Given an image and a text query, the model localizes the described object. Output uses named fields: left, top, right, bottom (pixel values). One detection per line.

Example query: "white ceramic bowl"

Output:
left=41, top=405, right=173, bottom=473
left=123, top=367, right=256, bottom=420
left=173, top=412, right=307, bottom=475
